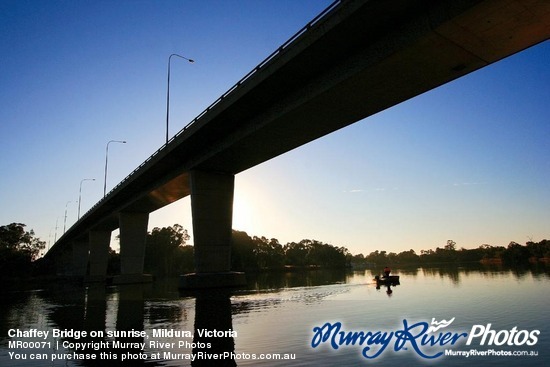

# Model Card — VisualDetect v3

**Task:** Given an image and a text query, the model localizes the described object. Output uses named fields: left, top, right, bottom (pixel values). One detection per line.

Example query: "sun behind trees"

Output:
left=2, top=222, right=547, bottom=278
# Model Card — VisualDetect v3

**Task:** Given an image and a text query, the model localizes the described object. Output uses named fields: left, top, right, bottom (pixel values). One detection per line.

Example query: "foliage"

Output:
left=501, top=241, right=531, bottom=265
left=354, top=239, right=550, bottom=267
left=107, top=248, right=120, bottom=275
left=526, top=239, right=550, bottom=259
left=144, top=224, right=192, bottom=276
left=284, top=239, right=349, bottom=268
left=232, top=231, right=350, bottom=271
left=231, top=230, right=257, bottom=271
left=253, top=236, right=285, bottom=269
left=0, top=223, right=45, bottom=276
left=8, top=220, right=544, bottom=277
left=143, top=225, right=548, bottom=274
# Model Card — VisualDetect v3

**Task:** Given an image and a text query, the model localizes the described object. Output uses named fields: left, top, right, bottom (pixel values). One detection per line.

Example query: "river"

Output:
left=1, top=264, right=548, bottom=366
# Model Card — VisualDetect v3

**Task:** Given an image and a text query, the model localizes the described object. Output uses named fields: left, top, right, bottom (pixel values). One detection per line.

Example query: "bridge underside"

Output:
left=48, top=0, right=550, bottom=288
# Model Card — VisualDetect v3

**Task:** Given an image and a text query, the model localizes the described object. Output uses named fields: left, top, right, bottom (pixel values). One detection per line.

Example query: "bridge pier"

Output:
left=71, top=238, right=89, bottom=277
left=114, top=212, right=152, bottom=284
left=55, top=247, right=73, bottom=276
left=180, top=170, right=246, bottom=288
left=86, top=230, right=111, bottom=282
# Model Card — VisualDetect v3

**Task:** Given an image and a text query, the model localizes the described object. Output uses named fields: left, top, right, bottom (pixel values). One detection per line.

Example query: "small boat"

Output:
left=374, top=275, right=400, bottom=285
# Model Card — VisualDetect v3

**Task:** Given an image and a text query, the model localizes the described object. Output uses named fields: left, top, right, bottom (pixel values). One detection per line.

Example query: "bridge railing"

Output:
left=78, top=0, right=341, bottom=223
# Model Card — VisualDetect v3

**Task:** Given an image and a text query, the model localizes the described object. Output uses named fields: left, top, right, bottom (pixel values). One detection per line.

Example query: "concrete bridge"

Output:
left=46, top=0, right=550, bottom=288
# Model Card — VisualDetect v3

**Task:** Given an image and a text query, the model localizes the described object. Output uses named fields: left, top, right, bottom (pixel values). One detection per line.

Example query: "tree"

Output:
left=365, top=250, right=388, bottom=266
left=284, top=241, right=310, bottom=266
left=396, top=249, right=420, bottom=264
left=445, top=240, right=457, bottom=251
left=501, top=241, right=530, bottom=265
left=252, top=236, right=284, bottom=269
left=0, top=223, right=45, bottom=276
left=231, top=230, right=257, bottom=271
left=526, top=239, right=550, bottom=260
left=144, top=224, right=191, bottom=275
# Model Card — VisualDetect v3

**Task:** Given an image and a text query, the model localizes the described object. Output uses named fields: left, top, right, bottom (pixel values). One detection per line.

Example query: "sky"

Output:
left=1, top=0, right=549, bottom=257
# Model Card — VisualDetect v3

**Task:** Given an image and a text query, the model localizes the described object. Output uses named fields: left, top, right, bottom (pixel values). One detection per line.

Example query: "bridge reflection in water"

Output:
left=0, top=271, right=346, bottom=366
left=2, top=267, right=548, bottom=366
left=82, top=284, right=239, bottom=366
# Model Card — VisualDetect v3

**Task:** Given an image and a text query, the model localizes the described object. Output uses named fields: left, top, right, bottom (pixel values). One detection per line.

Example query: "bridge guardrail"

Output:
left=78, top=0, right=341, bottom=223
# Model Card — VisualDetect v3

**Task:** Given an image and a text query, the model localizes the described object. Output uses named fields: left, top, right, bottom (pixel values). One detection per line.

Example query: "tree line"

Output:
left=141, top=226, right=351, bottom=275
left=352, top=239, right=550, bottom=268
left=1, top=222, right=548, bottom=279
left=140, top=228, right=550, bottom=275
left=231, top=230, right=351, bottom=272
left=139, top=229, right=550, bottom=275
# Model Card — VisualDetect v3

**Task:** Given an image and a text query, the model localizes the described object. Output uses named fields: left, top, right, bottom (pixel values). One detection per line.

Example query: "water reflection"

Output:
left=246, top=268, right=347, bottom=290
left=374, top=277, right=400, bottom=297
left=45, top=283, right=151, bottom=366
left=376, top=282, right=395, bottom=296
left=114, top=284, right=148, bottom=366
left=1, top=265, right=548, bottom=366
left=189, top=290, right=236, bottom=366
left=0, top=270, right=347, bottom=366
left=390, top=263, right=550, bottom=285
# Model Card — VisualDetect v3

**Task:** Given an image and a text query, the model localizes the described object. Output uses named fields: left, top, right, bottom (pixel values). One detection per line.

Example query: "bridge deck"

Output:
left=49, top=0, right=550, bottom=255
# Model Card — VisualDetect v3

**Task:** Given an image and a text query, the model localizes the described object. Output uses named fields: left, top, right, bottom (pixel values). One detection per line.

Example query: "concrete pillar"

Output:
left=87, top=230, right=111, bottom=282
left=191, top=170, right=234, bottom=272
left=114, top=212, right=152, bottom=284
left=71, top=238, right=89, bottom=277
left=55, top=248, right=73, bottom=277
left=180, top=170, right=246, bottom=288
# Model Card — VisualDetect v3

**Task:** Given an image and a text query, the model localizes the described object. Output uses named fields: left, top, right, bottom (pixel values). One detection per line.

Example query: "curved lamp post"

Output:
left=166, top=53, right=194, bottom=144
left=53, top=217, right=59, bottom=244
left=63, top=200, right=71, bottom=234
left=104, top=140, right=126, bottom=197
left=78, top=178, right=95, bottom=220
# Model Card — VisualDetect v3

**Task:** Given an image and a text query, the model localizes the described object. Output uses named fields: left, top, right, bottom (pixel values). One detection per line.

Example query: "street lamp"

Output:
left=53, top=217, right=59, bottom=244
left=104, top=140, right=126, bottom=197
left=63, top=200, right=71, bottom=234
left=166, top=53, right=194, bottom=144
left=78, top=178, right=95, bottom=220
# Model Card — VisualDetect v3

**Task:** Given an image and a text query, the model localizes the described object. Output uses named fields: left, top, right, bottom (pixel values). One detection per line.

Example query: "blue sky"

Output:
left=1, top=0, right=548, bottom=257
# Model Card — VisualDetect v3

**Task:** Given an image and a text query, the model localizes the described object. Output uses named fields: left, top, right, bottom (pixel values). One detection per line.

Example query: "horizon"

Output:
left=1, top=1, right=548, bottom=257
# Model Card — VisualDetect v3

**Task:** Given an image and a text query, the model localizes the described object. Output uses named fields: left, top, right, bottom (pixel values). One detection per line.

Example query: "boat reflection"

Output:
left=374, top=274, right=400, bottom=297
left=3, top=265, right=546, bottom=366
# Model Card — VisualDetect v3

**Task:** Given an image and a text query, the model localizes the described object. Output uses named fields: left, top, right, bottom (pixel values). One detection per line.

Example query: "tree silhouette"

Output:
left=144, top=224, right=191, bottom=275
left=0, top=223, right=45, bottom=276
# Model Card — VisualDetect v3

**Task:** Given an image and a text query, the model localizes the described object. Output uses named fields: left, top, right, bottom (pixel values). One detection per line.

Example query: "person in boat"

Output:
left=383, top=266, right=391, bottom=278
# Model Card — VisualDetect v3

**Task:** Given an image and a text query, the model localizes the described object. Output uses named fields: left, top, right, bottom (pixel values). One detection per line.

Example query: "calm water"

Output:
left=1, top=265, right=549, bottom=366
